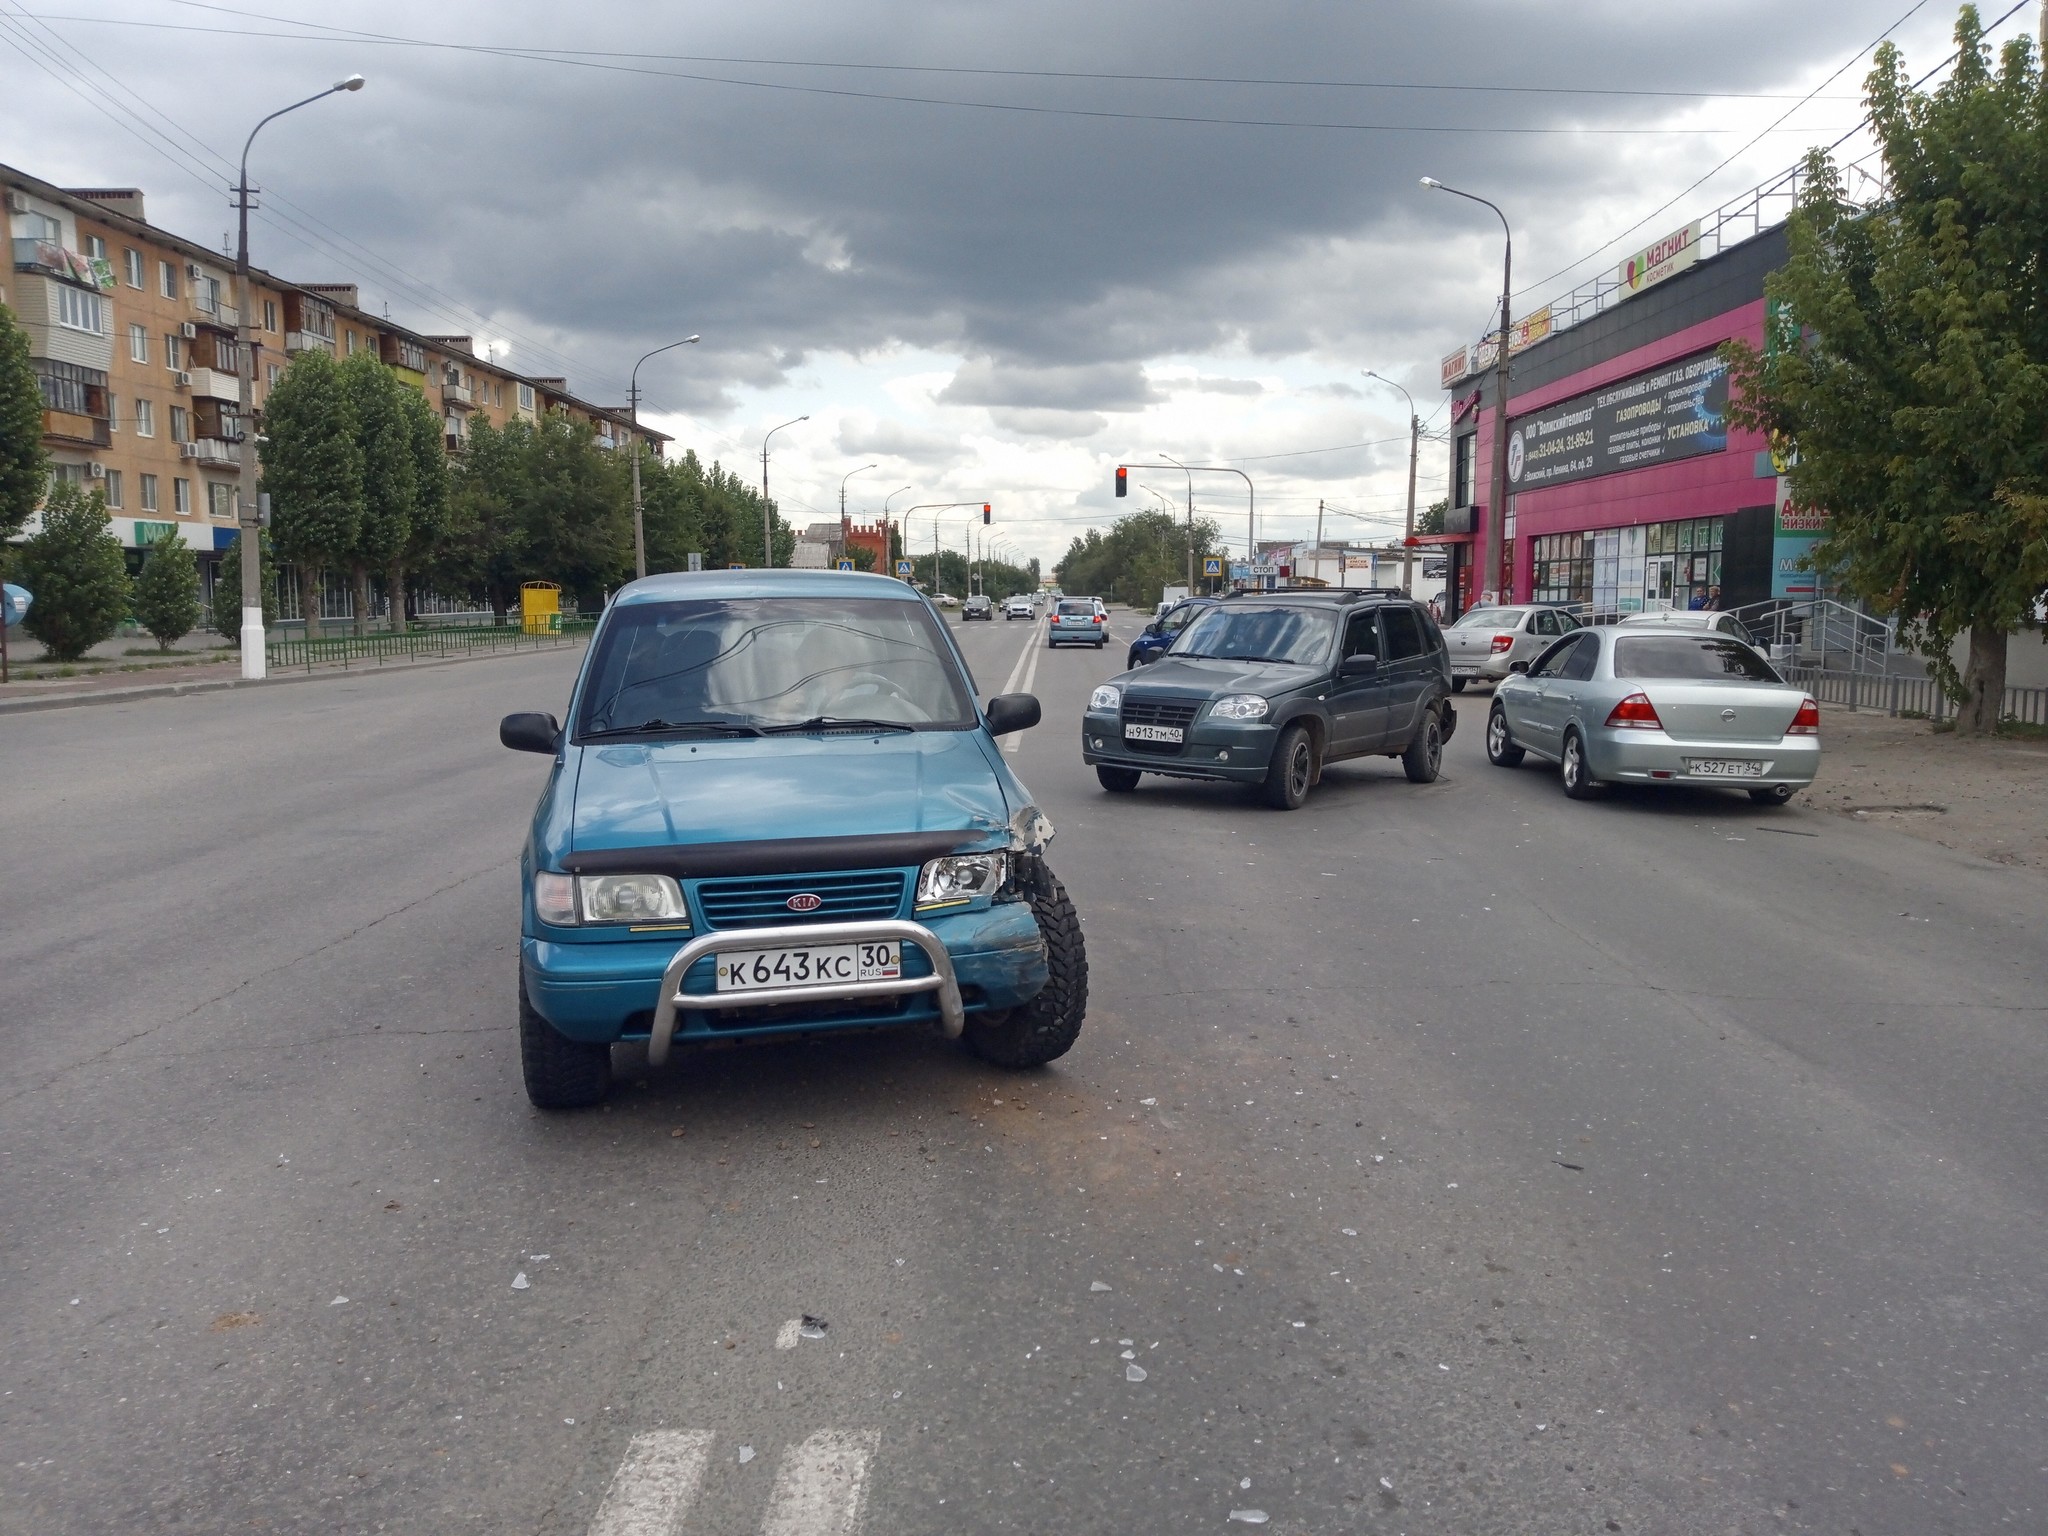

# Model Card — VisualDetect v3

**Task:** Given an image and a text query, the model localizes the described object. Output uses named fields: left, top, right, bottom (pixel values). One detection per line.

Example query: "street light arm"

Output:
left=1420, top=177, right=1510, bottom=244
left=631, top=336, right=701, bottom=397
left=240, top=79, right=364, bottom=188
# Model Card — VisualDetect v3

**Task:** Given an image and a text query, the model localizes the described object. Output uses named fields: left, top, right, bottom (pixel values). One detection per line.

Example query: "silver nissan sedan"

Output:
left=1486, top=625, right=1820, bottom=804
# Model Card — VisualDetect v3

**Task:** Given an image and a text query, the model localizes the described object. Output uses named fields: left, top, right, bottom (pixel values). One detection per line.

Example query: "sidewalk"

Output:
left=1808, top=703, right=2048, bottom=869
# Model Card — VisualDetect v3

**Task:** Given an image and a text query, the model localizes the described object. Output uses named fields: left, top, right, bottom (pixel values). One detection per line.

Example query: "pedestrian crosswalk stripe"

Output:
left=760, top=1430, right=880, bottom=1536
left=588, top=1430, right=713, bottom=1536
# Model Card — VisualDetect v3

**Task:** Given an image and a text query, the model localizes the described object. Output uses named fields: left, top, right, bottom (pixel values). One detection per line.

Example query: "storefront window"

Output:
left=1532, top=532, right=1594, bottom=609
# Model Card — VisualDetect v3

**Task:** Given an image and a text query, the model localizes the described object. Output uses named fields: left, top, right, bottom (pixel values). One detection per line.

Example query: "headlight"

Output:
left=533, top=871, right=577, bottom=926
left=577, top=873, right=688, bottom=924
left=1089, top=684, right=1121, bottom=711
left=916, top=852, right=1008, bottom=907
left=1210, top=694, right=1269, bottom=721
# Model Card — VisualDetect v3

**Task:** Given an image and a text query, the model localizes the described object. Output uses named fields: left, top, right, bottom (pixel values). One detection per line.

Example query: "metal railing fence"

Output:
left=266, top=619, right=593, bottom=673
left=1782, top=664, right=2048, bottom=727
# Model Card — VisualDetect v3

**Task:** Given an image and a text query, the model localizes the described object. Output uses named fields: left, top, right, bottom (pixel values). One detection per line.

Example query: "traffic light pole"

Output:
left=1115, top=460, right=1255, bottom=587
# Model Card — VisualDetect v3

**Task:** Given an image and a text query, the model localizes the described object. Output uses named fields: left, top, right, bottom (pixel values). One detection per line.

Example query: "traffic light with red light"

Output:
left=1114, top=466, right=1128, bottom=497
left=982, top=504, right=991, bottom=524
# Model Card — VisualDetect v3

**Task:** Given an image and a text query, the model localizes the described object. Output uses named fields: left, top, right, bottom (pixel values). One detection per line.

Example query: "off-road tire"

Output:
left=1402, top=708, right=1444, bottom=783
left=961, top=857, right=1088, bottom=1069
left=1486, top=704, right=1525, bottom=767
left=1262, top=723, right=1314, bottom=810
left=1096, top=765, right=1142, bottom=793
left=520, top=967, right=611, bottom=1110
left=1451, top=677, right=1468, bottom=693
left=1748, top=783, right=1798, bottom=805
left=1560, top=728, right=1601, bottom=801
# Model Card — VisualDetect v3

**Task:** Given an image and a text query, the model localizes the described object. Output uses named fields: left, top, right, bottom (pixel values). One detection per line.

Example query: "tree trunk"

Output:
left=1955, top=620, right=2008, bottom=736
left=386, top=557, right=407, bottom=635
left=491, top=586, right=510, bottom=627
left=350, top=563, right=371, bottom=638
left=298, top=564, right=322, bottom=652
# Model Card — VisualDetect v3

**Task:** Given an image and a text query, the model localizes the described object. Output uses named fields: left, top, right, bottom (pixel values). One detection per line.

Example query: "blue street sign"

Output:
left=896, top=560, right=913, bottom=577
left=728, top=562, right=746, bottom=570
left=1, top=583, right=30, bottom=629
left=836, top=558, right=855, bottom=571
left=1202, top=557, right=1223, bottom=576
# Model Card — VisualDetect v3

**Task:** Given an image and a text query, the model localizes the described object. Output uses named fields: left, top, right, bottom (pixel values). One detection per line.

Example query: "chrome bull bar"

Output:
left=647, top=918, right=965, bottom=1066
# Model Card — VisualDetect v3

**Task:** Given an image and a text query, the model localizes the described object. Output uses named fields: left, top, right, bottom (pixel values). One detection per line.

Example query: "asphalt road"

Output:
left=3, top=610, right=2043, bottom=1535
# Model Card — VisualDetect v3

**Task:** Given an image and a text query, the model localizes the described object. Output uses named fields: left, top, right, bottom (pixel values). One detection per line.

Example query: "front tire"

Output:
left=1560, top=729, right=1601, bottom=800
left=1402, top=708, right=1444, bottom=784
left=1096, top=765, right=1141, bottom=793
left=1262, top=723, right=1314, bottom=810
left=962, top=858, right=1087, bottom=1069
left=1749, top=783, right=1798, bottom=805
left=1485, top=704, right=1526, bottom=767
left=519, top=968, right=610, bottom=1110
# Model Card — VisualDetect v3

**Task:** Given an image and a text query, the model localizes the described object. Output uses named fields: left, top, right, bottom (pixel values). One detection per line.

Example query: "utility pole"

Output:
left=628, top=335, right=699, bottom=580
left=1363, top=371, right=1422, bottom=594
left=838, top=463, right=876, bottom=566
left=1316, top=498, right=1325, bottom=582
left=759, top=415, right=807, bottom=567
left=232, top=74, right=364, bottom=681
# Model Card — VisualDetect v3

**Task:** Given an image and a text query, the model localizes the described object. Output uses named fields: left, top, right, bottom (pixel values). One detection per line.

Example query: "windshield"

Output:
left=1613, top=635, right=1781, bottom=683
left=575, top=596, right=977, bottom=737
left=1173, top=604, right=1337, bottom=666
left=1451, top=606, right=1527, bottom=629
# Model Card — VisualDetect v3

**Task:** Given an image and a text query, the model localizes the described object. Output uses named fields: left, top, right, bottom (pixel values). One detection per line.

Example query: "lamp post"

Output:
left=232, top=72, right=364, bottom=680
left=627, top=335, right=699, bottom=580
left=1120, top=459, right=1254, bottom=588
left=901, top=502, right=985, bottom=595
left=759, top=415, right=808, bottom=567
left=881, top=485, right=913, bottom=576
left=1421, top=176, right=1512, bottom=606
left=1363, top=369, right=1420, bottom=594
left=839, top=462, right=877, bottom=563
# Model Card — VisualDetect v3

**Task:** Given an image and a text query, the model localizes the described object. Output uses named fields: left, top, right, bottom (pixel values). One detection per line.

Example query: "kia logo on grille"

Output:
left=786, top=893, right=824, bottom=912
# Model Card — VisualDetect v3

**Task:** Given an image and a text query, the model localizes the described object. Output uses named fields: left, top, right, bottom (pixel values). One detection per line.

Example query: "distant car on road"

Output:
left=1486, top=624, right=1819, bottom=804
left=1048, top=597, right=1107, bottom=649
left=962, top=594, right=993, bottom=620
left=1082, top=589, right=1456, bottom=810
left=933, top=593, right=960, bottom=608
left=498, top=570, right=1086, bottom=1109
left=1443, top=603, right=1583, bottom=691
left=1126, top=596, right=1220, bottom=668
left=1003, top=596, right=1036, bottom=620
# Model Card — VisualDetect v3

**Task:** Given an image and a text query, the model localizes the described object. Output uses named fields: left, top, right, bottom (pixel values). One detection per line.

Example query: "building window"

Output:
left=165, top=334, right=184, bottom=370
left=170, top=405, right=191, bottom=443
left=173, top=478, right=191, bottom=515
left=263, top=299, right=279, bottom=331
left=124, top=247, right=143, bottom=287
left=208, top=481, right=236, bottom=520
left=493, top=382, right=503, bottom=408
left=108, top=394, right=119, bottom=431
left=159, top=259, right=178, bottom=299
left=1532, top=532, right=1595, bottom=608
left=129, top=323, right=148, bottom=363
left=35, top=360, right=105, bottom=415
left=25, top=211, right=60, bottom=242
left=139, top=473, right=158, bottom=511
left=85, top=234, right=107, bottom=261
left=56, top=285, right=105, bottom=334
left=517, top=382, right=534, bottom=411
left=104, top=469, right=124, bottom=508
left=1453, top=433, right=1477, bottom=508
left=135, top=399, right=155, bottom=437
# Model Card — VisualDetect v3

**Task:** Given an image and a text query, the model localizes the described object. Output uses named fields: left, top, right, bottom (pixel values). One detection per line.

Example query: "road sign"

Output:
left=2, top=583, right=30, bottom=628
left=836, top=558, right=855, bottom=571
left=687, top=552, right=702, bottom=572
left=1248, top=563, right=1280, bottom=577
left=1202, top=557, right=1223, bottom=577
left=896, top=560, right=913, bottom=577
left=728, top=562, right=745, bottom=570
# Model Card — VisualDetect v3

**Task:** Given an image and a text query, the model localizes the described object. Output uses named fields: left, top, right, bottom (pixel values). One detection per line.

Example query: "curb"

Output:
left=0, top=636, right=587, bottom=716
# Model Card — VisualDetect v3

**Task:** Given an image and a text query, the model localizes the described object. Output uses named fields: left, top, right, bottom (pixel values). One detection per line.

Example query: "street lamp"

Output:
left=232, top=72, right=365, bottom=680
left=628, top=335, right=700, bottom=580
left=1363, top=369, right=1421, bottom=594
left=1120, top=457, right=1254, bottom=589
left=759, top=415, right=808, bottom=567
left=839, top=462, right=877, bottom=562
left=881, top=485, right=913, bottom=576
left=1421, top=176, right=1512, bottom=606
left=902, top=502, right=987, bottom=595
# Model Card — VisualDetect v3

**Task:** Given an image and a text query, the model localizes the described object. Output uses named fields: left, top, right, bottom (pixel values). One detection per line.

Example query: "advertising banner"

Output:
left=1772, top=479, right=1828, bottom=598
left=1440, top=346, right=1472, bottom=388
left=1508, top=306, right=1552, bottom=354
left=1619, top=220, right=1702, bottom=297
left=1505, top=348, right=1730, bottom=492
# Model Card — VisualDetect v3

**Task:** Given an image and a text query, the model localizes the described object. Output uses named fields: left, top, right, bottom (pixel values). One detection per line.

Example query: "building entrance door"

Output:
left=1646, top=554, right=1678, bottom=610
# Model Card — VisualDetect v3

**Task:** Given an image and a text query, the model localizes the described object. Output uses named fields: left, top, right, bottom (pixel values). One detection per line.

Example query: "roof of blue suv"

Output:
left=609, top=569, right=923, bottom=607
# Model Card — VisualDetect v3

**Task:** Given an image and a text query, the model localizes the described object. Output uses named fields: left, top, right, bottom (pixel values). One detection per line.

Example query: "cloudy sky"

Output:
left=1, top=0, right=2019, bottom=567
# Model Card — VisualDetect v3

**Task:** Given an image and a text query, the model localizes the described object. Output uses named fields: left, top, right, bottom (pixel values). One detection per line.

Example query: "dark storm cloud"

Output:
left=0, top=0, right=1943, bottom=407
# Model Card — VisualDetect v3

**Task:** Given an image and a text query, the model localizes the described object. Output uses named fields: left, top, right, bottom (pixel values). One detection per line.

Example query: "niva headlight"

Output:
left=916, top=853, right=1008, bottom=908
left=1089, top=684, right=1121, bottom=711
left=1210, top=694, right=1270, bottom=721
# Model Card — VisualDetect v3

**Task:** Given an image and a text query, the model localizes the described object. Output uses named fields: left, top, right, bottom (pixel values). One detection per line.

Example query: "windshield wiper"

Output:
left=760, top=716, right=917, bottom=735
left=582, top=718, right=763, bottom=739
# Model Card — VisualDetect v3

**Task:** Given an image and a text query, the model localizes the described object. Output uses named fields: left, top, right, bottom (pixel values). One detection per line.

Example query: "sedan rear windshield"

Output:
left=1613, top=635, right=1782, bottom=683
left=1057, top=601, right=1096, bottom=616
left=1451, top=607, right=1527, bottom=629
left=576, top=596, right=976, bottom=737
left=1174, top=604, right=1336, bottom=666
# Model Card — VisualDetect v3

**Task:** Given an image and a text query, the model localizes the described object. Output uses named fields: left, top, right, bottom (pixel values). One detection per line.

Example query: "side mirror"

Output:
left=1507, top=660, right=1530, bottom=675
left=500, top=711, right=561, bottom=753
left=1339, top=653, right=1379, bottom=677
left=984, top=693, right=1041, bottom=736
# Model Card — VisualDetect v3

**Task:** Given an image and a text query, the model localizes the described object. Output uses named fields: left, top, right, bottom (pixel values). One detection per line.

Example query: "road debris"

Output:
left=512, top=1272, right=530, bottom=1290
left=1227, top=1510, right=1268, bottom=1524
left=1125, top=1363, right=1147, bottom=1382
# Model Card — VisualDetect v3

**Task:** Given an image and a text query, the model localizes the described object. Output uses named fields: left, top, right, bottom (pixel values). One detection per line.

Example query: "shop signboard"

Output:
left=1619, top=220, right=1702, bottom=297
left=1772, top=479, right=1828, bottom=598
left=1440, top=345, right=1472, bottom=388
left=1508, top=306, right=1552, bottom=354
left=1506, top=348, right=1730, bottom=492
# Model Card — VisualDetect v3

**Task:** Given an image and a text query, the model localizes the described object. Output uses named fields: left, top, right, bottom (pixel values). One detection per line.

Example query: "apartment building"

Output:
left=4, top=161, right=665, bottom=585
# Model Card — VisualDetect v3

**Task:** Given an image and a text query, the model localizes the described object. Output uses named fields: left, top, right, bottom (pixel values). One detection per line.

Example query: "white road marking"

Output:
left=774, top=1318, right=803, bottom=1350
left=1004, top=637, right=1042, bottom=756
left=588, top=1430, right=714, bottom=1536
left=996, top=618, right=1037, bottom=696
left=759, top=1430, right=880, bottom=1536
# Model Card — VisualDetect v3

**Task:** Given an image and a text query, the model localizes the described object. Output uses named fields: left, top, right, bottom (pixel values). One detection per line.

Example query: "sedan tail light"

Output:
left=1094, top=614, right=1106, bottom=624
left=1604, top=692, right=1664, bottom=730
left=1490, top=633, right=1514, bottom=653
left=1787, top=697, right=1821, bottom=736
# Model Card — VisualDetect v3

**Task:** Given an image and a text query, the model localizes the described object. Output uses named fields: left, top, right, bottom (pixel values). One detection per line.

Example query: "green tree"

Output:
left=338, top=353, right=415, bottom=637
left=1053, top=508, right=1223, bottom=607
left=15, top=481, right=131, bottom=661
left=393, top=386, right=450, bottom=632
left=0, top=301, right=47, bottom=548
left=132, top=526, right=201, bottom=651
left=1418, top=497, right=1448, bottom=537
left=442, top=414, right=530, bottom=623
left=212, top=529, right=278, bottom=644
left=261, top=349, right=363, bottom=642
left=514, top=412, right=632, bottom=609
left=1721, top=8, right=2048, bottom=734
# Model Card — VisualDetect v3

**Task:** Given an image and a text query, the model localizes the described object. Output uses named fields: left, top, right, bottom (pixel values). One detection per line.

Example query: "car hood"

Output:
left=566, top=731, right=1013, bottom=854
left=1116, top=654, right=1322, bottom=696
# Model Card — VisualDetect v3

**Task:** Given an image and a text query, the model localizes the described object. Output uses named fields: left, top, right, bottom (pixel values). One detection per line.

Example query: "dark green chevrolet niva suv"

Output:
left=1080, top=589, right=1455, bottom=810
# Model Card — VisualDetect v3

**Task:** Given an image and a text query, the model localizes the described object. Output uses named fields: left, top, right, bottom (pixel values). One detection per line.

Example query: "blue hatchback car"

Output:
left=500, top=570, right=1088, bottom=1109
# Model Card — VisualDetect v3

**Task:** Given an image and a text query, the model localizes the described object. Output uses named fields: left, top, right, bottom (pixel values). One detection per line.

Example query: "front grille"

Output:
left=695, top=870, right=907, bottom=930
left=1119, top=696, right=1199, bottom=755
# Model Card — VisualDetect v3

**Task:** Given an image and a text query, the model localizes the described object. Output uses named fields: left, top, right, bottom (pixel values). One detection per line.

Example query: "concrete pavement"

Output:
left=1, top=609, right=2042, bottom=1534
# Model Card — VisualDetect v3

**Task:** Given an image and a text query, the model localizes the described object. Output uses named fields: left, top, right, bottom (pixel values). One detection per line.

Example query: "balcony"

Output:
left=284, top=329, right=334, bottom=355
left=13, top=238, right=97, bottom=286
left=42, top=407, right=110, bottom=447
left=196, top=301, right=241, bottom=330
left=180, top=439, right=241, bottom=467
left=186, top=367, right=242, bottom=402
left=442, top=379, right=474, bottom=410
